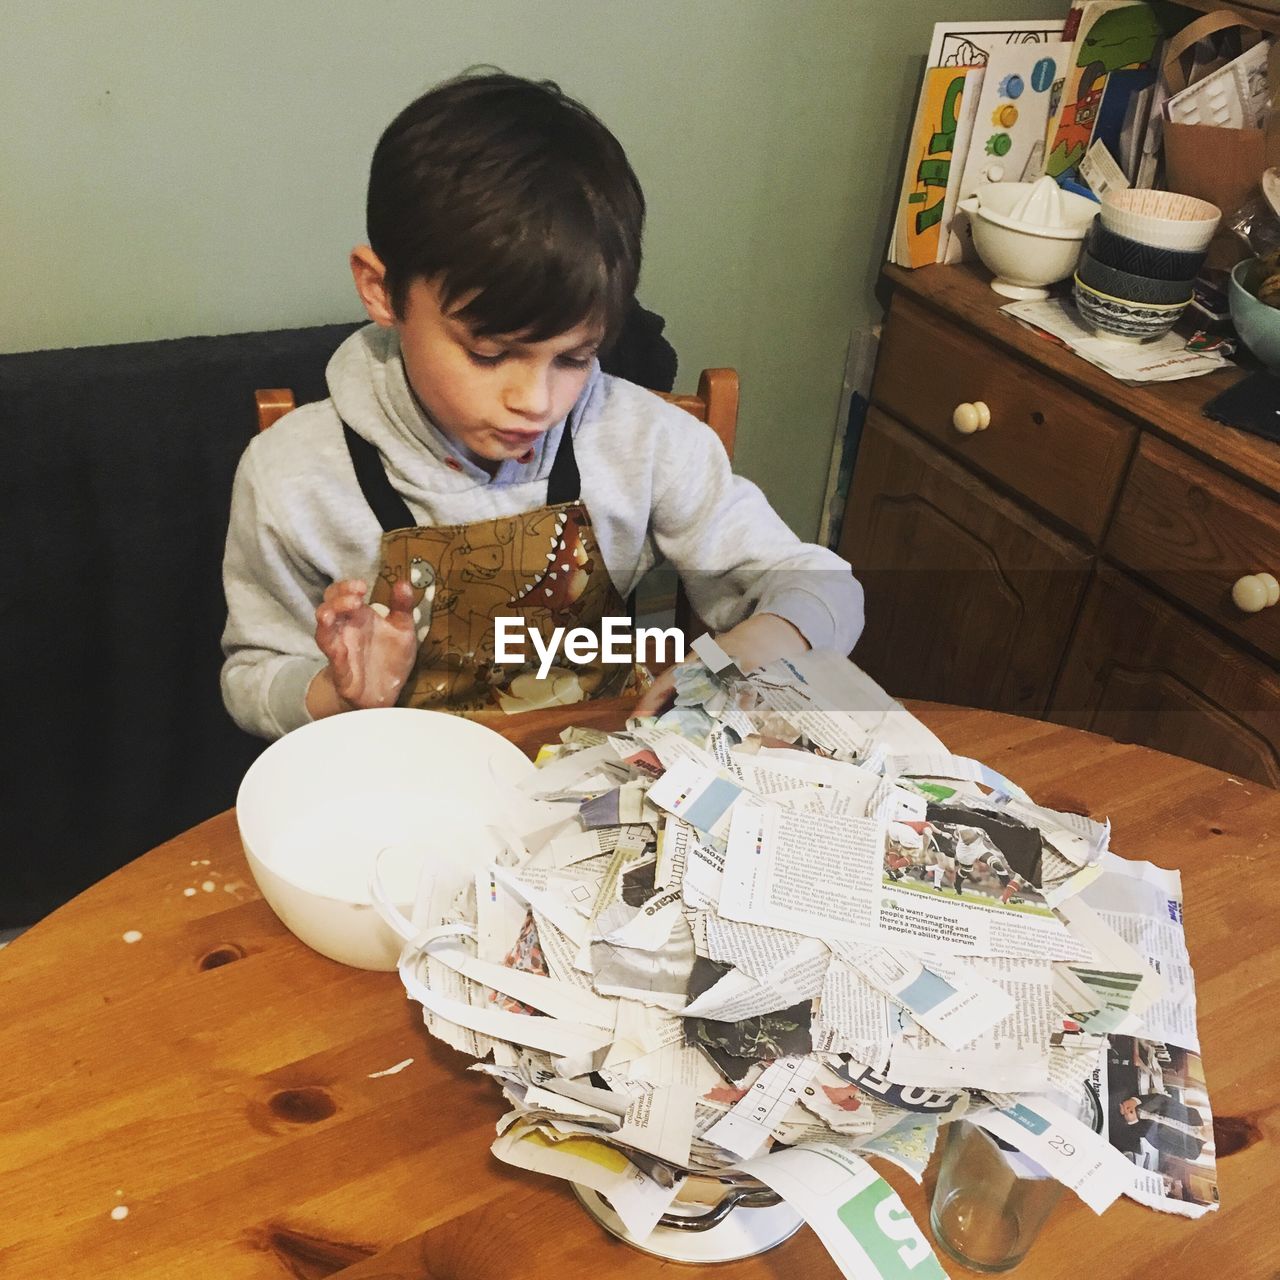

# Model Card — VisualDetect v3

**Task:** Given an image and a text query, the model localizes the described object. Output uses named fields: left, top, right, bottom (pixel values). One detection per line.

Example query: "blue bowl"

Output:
left=1087, top=220, right=1207, bottom=282
left=1228, top=259, right=1280, bottom=374
left=1076, top=247, right=1195, bottom=306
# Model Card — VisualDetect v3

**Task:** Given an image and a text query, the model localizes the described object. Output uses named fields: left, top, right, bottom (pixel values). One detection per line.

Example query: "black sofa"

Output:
left=1, top=305, right=676, bottom=924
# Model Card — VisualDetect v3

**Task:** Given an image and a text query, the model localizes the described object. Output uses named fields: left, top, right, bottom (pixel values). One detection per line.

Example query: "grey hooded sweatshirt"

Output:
left=221, top=325, right=864, bottom=739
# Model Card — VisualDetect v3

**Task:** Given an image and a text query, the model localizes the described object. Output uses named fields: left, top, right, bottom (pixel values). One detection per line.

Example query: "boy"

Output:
left=221, top=72, right=863, bottom=738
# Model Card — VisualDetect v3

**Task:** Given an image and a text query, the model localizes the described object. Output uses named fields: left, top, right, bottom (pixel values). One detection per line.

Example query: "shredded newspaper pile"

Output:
left=393, top=642, right=1216, bottom=1275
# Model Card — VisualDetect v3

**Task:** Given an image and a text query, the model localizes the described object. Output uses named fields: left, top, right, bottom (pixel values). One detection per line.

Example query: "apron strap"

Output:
left=341, top=409, right=581, bottom=534
left=342, top=424, right=416, bottom=533
left=546, top=412, right=581, bottom=507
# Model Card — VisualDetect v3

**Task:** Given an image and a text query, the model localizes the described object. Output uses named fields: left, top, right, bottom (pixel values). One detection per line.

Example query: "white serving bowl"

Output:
left=1100, top=189, right=1221, bottom=253
left=236, top=708, right=538, bottom=970
left=960, top=180, right=1098, bottom=299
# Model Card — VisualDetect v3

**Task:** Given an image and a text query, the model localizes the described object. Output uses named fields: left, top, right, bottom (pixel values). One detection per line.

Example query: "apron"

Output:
left=347, top=415, right=637, bottom=717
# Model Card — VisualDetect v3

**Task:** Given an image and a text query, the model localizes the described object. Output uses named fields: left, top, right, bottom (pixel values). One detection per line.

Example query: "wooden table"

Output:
left=2, top=700, right=1275, bottom=1278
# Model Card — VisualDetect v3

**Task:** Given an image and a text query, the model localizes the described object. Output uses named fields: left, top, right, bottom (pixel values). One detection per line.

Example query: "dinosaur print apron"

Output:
left=344, top=416, right=636, bottom=717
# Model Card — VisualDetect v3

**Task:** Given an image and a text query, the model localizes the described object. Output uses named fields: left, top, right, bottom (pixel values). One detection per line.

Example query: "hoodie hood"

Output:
left=325, top=323, right=598, bottom=492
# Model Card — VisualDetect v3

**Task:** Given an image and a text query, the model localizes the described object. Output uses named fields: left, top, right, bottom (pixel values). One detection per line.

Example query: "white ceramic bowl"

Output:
left=236, top=708, right=538, bottom=969
left=1099, top=189, right=1221, bottom=253
left=966, top=211, right=1089, bottom=298
left=960, top=182, right=1098, bottom=299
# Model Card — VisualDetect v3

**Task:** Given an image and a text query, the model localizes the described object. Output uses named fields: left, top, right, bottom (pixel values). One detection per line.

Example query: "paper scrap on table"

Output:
left=400, top=945, right=613, bottom=1059
left=647, top=758, right=750, bottom=840
left=741, top=1142, right=947, bottom=1279
left=691, top=632, right=740, bottom=675
left=428, top=935, right=617, bottom=1028
left=836, top=943, right=1015, bottom=1050
left=1079, top=854, right=1199, bottom=1052
left=702, top=1055, right=820, bottom=1159
left=764, top=650, right=949, bottom=758
left=518, top=741, right=619, bottom=799
left=701, top=913, right=810, bottom=982
left=681, top=937, right=829, bottom=1022
left=661, top=814, right=724, bottom=908
left=796, top=1064, right=880, bottom=1135
left=620, top=723, right=721, bottom=774
left=1053, top=896, right=1165, bottom=1035
left=543, top=824, right=649, bottom=869
left=887, top=957, right=1054, bottom=1093
left=593, top=1073, right=699, bottom=1166
left=835, top=1061, right=970, bottom=1121
left=1104, top=1033, right=1218, bottom=1218
left=979, top=1093, right=1136, bottom=1213
left=812, top=958, right=898, bottom=1069
left=717, top=802, right=1089, bottom=961
left=887, top=750, right=1029, bottom=802
left=720, top=747, right=896, bottom=816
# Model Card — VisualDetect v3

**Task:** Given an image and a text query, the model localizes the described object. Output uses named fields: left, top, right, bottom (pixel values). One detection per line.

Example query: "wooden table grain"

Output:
left=1, top=700, right=1275, bottom=1279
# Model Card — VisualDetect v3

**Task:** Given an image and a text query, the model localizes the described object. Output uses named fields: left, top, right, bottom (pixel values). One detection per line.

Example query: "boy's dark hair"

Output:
left=367, top=71, right=645, bottom=346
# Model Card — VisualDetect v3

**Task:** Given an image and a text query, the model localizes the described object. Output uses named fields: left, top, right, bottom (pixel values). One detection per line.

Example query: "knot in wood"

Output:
left=198, top=943, right=247, bottom=970
left=268, top=1086, right=337, bottom=1124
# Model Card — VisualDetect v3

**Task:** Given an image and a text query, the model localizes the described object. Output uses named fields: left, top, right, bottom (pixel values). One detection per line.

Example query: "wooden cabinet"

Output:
left=840, top=410, right=1090, bottom=718
left=1051, top=566, right=1280, bottom=786
left=873, top=293, right=1134, bottom=542
left=844, top=263, right=1280, bottom=785
left=1106, top=435, right=1280, bottom=663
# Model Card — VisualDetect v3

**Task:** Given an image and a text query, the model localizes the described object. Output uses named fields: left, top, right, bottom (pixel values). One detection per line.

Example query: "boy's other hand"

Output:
left=632, top=613, right=809, bottom=718
left=307, top=578, right=418, bottom=718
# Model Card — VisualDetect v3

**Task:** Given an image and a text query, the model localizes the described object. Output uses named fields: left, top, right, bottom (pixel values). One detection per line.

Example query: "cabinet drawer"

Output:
left=1107, top=434, right=1280, bottom=663
left=1051, top=564, right=1279, bottom=786
left=872, top=292, right=1133, bottom=544
left=840, top=409, right=1091, bottom=718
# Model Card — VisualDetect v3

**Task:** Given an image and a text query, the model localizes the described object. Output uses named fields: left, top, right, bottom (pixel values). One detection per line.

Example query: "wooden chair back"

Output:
left=253, top=368, right=739, bottom=645
left=255, top=368, right=738, bottom=457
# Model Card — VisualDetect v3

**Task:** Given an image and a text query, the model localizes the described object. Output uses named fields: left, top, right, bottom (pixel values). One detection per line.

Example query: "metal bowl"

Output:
left=573, top=1171, right=802, bottom=1263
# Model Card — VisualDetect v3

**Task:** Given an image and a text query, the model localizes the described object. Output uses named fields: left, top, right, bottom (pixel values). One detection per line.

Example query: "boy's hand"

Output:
left=307, top=578, right=418, bottom=718
left=633, top=613, right=809, bottom=718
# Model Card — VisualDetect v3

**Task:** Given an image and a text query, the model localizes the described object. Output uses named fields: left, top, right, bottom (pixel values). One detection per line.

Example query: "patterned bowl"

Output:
left=1073, top=276, right=1188, bottom=343
left=1086, top=220, right=1207, bottom=282
left=1076, top=247, right=1195, bottom=306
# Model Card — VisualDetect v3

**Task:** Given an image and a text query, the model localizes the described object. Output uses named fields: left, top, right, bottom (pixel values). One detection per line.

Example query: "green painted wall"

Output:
left=3, top=0, right=1062, bottom=536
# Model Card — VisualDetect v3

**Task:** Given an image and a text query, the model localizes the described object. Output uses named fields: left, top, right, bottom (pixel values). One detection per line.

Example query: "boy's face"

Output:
left=353, top=250, right=601, bottom=471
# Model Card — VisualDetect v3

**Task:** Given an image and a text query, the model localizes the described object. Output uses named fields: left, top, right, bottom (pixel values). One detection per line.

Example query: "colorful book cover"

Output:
left=937, top=66, right=986, bottom=263
left=946, top=42, right=1071, bottom=262
left=892, top=66, right=970, bottom=269
left=1043, top=1, right=1166, bottom=187
left=927, top=19, right=1066, bottom=69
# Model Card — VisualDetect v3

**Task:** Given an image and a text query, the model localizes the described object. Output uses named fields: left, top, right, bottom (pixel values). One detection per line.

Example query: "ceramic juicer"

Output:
left=960, top=175, right=1099, bottom=300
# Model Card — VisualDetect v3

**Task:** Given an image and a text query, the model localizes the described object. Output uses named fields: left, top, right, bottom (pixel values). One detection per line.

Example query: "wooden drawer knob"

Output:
left=952, top=401, right=991, bottom=435
left=1232, top=573, right=1279, bottom=613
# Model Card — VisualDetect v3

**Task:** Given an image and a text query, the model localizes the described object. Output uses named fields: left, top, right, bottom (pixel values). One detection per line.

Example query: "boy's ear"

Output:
left=350, top=245, right=397, bottom=327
